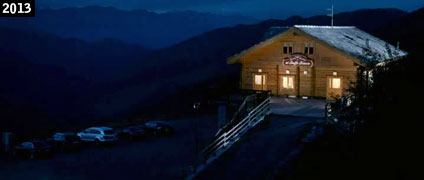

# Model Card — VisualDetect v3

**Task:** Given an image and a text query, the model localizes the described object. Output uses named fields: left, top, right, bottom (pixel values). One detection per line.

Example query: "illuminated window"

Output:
left=282, top=76, right=294, bottom=89
left=329, top=78, right=341, bottom=89
left=255, top=75, right=265, bottom=85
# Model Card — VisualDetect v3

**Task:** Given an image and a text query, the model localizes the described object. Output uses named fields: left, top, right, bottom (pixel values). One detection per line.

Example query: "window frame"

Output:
left=254, top=74, right=266, bottom=85
left=309, top=43, right=314, bottom=55
left=283, top=43, right=288, bottom=54
left=304, top=43, right=309, bottom=54
left=329, top=77, right=342, bottom=89
left=283, top=42, right=293, bottom=54
left=288, top=42, right=293, bottom=53
left=282, top=75, right=295, bottom=89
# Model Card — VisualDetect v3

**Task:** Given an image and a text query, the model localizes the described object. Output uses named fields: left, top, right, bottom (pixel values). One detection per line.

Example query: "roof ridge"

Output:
left=294, top=25, right=355, bottom=28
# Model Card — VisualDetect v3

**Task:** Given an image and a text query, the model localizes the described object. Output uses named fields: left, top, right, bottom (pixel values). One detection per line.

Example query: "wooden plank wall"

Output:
left=240, top=29, right=359, bottom=98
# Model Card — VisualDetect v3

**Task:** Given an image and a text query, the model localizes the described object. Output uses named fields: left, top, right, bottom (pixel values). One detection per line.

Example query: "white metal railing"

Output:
left=185, top=96, right=271, bottom=180
left=214, top=94, right=256, bottom=136
left=202, top=96, right=271, bottom=159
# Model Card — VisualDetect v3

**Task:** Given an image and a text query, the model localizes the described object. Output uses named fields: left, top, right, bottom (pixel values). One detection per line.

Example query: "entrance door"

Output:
left=327, top=77, right=342, bottom=99
left=253, top=74, right=267, bottom=90
left=279, top=75, right=296, bottom=95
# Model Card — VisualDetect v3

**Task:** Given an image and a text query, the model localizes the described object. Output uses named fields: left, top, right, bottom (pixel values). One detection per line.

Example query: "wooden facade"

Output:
left=228, top=27, right=363, bottom=99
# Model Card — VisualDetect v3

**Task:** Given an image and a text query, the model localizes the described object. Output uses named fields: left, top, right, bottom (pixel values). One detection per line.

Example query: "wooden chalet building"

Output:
left=227, top=25, right=407, bottom=99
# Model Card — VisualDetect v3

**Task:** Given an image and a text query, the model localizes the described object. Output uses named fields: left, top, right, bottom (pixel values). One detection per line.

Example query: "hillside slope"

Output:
left=0, top=6, right=257, bottom=49
left=0, top=28, right=151, bottom=83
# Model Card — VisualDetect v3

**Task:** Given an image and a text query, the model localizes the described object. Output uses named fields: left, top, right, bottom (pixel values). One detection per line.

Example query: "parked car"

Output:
left=143, top=121, right=174, bottom=136
left=52, top=132, right=82, bottom=151
left=13, top=140, right=54, bottom=159
left=117, top=126, right=147, bottom=140
left=77, top=127, right=118, bottom=145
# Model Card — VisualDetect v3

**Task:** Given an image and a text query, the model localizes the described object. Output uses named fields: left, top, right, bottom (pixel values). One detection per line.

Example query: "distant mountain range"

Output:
left=0, top=6, right=257, bottom=49
left=1, top=7, right=423, bottom=139
left=0, top=28, right=151, bottom=83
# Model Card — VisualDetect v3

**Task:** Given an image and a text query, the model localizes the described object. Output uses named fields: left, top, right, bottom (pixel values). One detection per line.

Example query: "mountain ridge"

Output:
left=0, top=6, right=258, bottom=49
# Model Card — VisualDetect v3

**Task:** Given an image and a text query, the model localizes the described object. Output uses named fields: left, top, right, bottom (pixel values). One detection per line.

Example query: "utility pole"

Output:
left=192, top=102, right=201, bottom=173
left=327, top=5, right=334, bottom=27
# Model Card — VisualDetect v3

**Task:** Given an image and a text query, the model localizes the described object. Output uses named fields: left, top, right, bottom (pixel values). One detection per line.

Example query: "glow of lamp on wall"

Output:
left=258, top=69, right=262, bottom=73
left=304, top=71, right=308, bottom=75
left=285, top=70, right=290, bottom=74
left=333, top=72, right=338, bottom=76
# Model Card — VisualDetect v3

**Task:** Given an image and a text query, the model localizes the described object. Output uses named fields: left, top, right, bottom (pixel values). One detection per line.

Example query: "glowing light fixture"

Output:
left=333, top=72, right=338, bottom=76
left=286, top=70, right=290, bottom=74
left=304, top=71, right=308, bottom=75
left=258, top=69, right=262, bottom=73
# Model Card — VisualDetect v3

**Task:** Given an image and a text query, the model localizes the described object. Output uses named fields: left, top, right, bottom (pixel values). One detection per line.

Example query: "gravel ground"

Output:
left=270, top=97, right=326, bottom=118
left=0, top=115, right=219, bottom=180
left=195, top=115, right=322, bottom=180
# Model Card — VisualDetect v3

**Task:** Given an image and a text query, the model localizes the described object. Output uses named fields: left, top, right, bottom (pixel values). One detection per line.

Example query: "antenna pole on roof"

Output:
left=327, top=5, right=334, bottom=27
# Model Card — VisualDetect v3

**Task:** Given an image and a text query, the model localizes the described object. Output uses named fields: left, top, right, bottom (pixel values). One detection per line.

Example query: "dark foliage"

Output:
left=279, top=8, right=424, bottom=180
left=352, top=52, right=422, bottom=179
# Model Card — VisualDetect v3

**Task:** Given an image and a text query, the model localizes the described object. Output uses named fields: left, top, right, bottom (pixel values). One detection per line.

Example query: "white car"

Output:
left=77, top=127, right=118, bottom=144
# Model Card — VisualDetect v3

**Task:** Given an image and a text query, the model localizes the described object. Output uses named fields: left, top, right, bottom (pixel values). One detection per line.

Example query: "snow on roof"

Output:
left=294, top=25, right=407, bottom=63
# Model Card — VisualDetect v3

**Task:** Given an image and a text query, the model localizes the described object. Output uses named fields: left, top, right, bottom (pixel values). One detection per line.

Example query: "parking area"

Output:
left=270, top=97, right=326, bottom=118
left=0, top=98, right=326, bottom=180
left=0, top=116, right=219, bottom=180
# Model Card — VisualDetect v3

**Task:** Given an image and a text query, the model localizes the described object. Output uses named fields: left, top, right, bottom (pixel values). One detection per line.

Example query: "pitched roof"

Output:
left=294, top=25, right=407, bottom=63
left=228, top=25, right=407, bottom=65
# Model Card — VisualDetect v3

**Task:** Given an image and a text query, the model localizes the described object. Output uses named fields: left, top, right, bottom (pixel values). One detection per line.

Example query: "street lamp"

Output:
left=192, top=102, right=201, bottom=172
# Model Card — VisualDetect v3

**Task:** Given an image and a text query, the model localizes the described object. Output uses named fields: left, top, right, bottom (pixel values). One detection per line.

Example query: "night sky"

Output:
left=38, top=0, right=424, bottom=19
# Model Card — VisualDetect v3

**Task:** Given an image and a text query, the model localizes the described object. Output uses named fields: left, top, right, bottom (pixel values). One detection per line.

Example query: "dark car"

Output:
left=143, top=121, right=174, bottom=136
left=52, top=132, right=82, bottom=152
left=13, top=140, right=54, bottom=159
left=117, top=126, right=147, bottom=140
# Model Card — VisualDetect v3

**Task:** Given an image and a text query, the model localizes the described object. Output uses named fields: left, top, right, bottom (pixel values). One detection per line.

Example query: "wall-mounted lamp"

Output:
left=286, top=70, right=290, bottom=74
left=333, top=72, right=338, bottom=76
left=258, top=69, right=262, bottom=73
left=304, top=71, right=308, bottom=75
